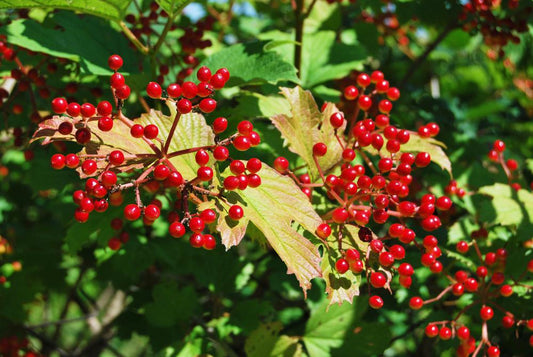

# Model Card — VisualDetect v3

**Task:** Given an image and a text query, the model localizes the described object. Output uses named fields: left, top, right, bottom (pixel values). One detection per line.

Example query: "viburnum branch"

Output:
left=118, top=21, right=149, bottom=55
left=164, top=111, right=181, bottom=154
left=423, top=285, right=453, bottom=305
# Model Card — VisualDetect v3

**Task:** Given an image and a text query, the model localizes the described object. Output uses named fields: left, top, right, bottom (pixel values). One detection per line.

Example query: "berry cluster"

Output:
left=487, top=139, right=521, bottom=190
left=357, top=3, right=414, bottom=48
left=274, top=70, right=454, bottom=309
left=417, top=239, right=533, bottom=356
left=41, top=55, right=262, bottom=251
left=176, top=17, right=215, bottom=82
left=0, top=336, right=43, bottom=357
left=459, top=0, right=530, bottom=59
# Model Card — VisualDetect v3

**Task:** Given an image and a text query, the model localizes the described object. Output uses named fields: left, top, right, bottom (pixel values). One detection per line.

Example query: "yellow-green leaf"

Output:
left=137, top=101, right=216, bottom=180
left=217, top=163, right=322, bottom=296
left=270, top=86, right=345, bottom=181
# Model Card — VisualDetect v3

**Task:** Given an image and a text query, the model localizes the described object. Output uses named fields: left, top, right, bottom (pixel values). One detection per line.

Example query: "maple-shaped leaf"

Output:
left=321, top=224, right=371, bottom=306
left=136, top=102, right=216, bottom=180
left=31, top=101, right=215, bottom=180
left=212, top=162, right=322, bottom=296
left=270, top=86, right=346, bottom=181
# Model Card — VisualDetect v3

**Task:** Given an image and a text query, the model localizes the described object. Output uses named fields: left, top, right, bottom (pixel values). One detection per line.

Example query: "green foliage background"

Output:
left=0, top=0, right=532, bottom=356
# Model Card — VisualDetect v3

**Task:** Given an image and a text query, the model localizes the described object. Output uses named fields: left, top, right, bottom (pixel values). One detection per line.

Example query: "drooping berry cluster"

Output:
left=417, top=238, right=533, bottom=356
left=43, top=55, right=262, bottom=251
left=487, top=139, right=521, bottom=190
left=459, top=0, right=530, bottom=59
left=274, top=70, right=454, bottom=309
left=0, top=335, right=43, bottom=357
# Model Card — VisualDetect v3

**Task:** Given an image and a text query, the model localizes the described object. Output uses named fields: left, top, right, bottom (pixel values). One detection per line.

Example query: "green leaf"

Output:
left=138, top=102, right=216, bottom=180
left=270, top=86, right=345, bottom=181
left=303, top=298, right=355, bottom=357
left=235, top=91, right=291, bottom=118
left=199, top=41, right=299, bottom=87
left=217, top=163, right=322, bottom=296
left=331, top=322, right=392, bottom=356
left=156, top=0, right=191, bottom=16
left=478, top=183, right=533, bottom=226
left=300, top=31, right=366, bottom=88
left=64, top=209, right=116, bottom=252
left=321, top=225, right=369, bottom=306
left=1, top=13, right=137, bottom=75
left=0, top=0, right=131, bottom=21
left=144, top=282, right=199, bottom=327
left=245, top=322, right=302, bottom=357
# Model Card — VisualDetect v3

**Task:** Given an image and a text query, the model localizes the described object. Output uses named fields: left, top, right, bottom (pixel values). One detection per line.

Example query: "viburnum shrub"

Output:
left=34, top=55, right=262, bottom=251
left=1, top=1, right=532, bottom=356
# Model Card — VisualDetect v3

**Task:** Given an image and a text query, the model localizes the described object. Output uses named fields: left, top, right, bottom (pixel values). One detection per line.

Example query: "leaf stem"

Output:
left=164, top=111, right=181, bottom=154
left=118, top=21, right=149, bottom=55
left=399, top=21, right=458, bottom=88
left=153, top=14, right=177, bottom=55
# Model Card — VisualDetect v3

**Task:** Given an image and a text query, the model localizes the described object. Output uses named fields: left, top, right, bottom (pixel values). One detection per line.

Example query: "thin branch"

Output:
left=399, top=21, right=459, bottom=88
left=118, top=21, right=149, bottom=55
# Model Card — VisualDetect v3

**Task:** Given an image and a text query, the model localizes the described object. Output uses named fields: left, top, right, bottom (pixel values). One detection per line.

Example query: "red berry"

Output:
left=124, top=204, right=141, bottom=221
left=425, top=324, right=439, bottom=338
left=456, top=241, right=469, bottom=253
left=358, top=95, right=372, bottom=111
left=439, top=327, right=452, bottom=340
left=228, top=205, right=244, bottom=220
left=357, top=73, right=371, bottom=87
left=195, top=149, right=210, bottom=166
left=313, top=142, right=327, bottom=157
left=197, top=166, right=213, bottom=181
left=144, top=124, right=159, bottom=139
left=144, top=204, right=160, bottom=221
left=189, top=217, right=205, bottom=233
left=457, top=326, right=470, bottom=340
left=197, top=66, right=212, bottom=82
left=167, top=83, right=182, bottom=98
left=108, top=55, right=123, bottom=70
left=415, top=152, right=431, bottom=167
left=97, top=100, right=113, bottom=116
left=130, top=124, right=144, bottom=138
left=81, top=159, right=97, bottom=175
left=344, top=85, right=359, bottom=100
left=212, top=117, right=228, bottom=133
left=199, top=98, right=217, bottom=113
left=369, top=272, right=387, bottom=288
left=480, top=306, right=494, bottom=320
left=335, top=258, right=349, bottom=274
left=98, top=116, right=113, bottom=131
left=189, top=233, right=204, bottom=248
left=58, top=121, right=73, bottom=135
left=329, top=112, right=344, bottom=128
left=203, top=234, right=216, bottom=250
left=182, top=81, right=198, bottom=98
left=51, top=97, right=68, bottom=113
left=273, top=157, right=289, bottom=173
left=146, top=82, right=162, bottom=99
left=332, top=208, right=348, bottom=223
left=398, top=263, right=414, bottom=276
left=75, top=127, right=92, bottom=144
left=369, top=295, right=384, bottom=309
left=65, top=153, right=79, bottom=168
left=50, top=154, right=66, bottom=169
left=110, top=73, right=125, bottom=88
left=316, top=223, right=332, bottom=239
left=115, top=85, right=131, bottom=100
left=409, top=296, right=423, bottom=310
left=493, top=140, right=505, bottom=152
left=109, top=150, right=125, bottom=165
left=487, top=346, right=499, bottom=357
left=169, top=221, right=186, bottom=238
